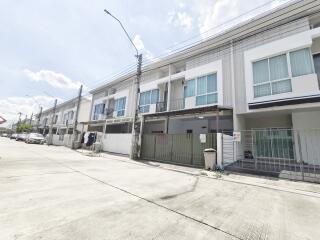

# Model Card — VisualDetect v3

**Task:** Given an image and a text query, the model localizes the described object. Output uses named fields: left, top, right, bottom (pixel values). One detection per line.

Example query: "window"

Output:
left=115, top=97, right=126, bottom=117
left=196, top=74, right=218, bottom=106
left=252, top=48, right=314, bottom=98
left=253, top=54, right=291, bottom=98
left=184, top=79, right=195, bottom=97
left=184, top=74, right=218, bottom=106
left=93, top=103, right=105, bottom=120
left=139, top=89, right=159, bottom=113
left=290, top=48, right=313, bottom=77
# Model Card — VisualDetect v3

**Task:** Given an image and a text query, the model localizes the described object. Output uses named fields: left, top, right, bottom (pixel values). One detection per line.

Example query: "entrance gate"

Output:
left=222, top=129, right=320, bottom=183
left=141, top=133, right=217, bottom=167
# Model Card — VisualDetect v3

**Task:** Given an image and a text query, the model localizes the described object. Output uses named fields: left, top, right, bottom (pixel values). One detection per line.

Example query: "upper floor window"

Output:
left=115, top=97, right=126, bottom=117
left=93, top=103, right=105, bottom=120
left=139, top=89, right=159, bottom=113
left=253, top=48, right=314, bottom=98
left=184, top=73, right=218, bottom=106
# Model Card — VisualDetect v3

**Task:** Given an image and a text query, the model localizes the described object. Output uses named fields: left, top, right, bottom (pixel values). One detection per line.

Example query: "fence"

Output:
left=101, top=133, right=131, bottom=155
left=223, top=129, right=320, bottom=183
left=141, top=133, right=217, bottom=167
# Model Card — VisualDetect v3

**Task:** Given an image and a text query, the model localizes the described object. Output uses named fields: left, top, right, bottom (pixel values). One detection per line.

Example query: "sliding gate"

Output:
left=141, top=133, right=217, bottom=167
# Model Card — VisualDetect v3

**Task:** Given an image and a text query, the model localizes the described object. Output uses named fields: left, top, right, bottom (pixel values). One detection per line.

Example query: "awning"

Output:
left=143, top=105, right=232, bottom=119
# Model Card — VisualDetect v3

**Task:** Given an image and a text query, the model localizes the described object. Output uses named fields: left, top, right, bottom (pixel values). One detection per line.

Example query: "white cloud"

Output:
left=168, top=11, right=194, bottom=32
left=0, top=95, right=62, bottom=127
left=133, top=34, right=158, bottom=63
left=196, top=0, right=292, bottom=39
left=24, top=69, right=87, bottom=90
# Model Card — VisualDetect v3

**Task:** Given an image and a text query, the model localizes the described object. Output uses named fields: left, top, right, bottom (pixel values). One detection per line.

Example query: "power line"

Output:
left=87, top=0, right=319, bottom=92
left=88, top=0, right=294, bottom=89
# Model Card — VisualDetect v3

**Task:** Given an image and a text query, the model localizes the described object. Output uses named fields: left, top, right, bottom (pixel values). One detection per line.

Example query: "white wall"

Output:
left=101, top=133, right=131, bottom=155
left=168, top=118, right=209, bottom=134
left=292, top=110, right=320, bottom=129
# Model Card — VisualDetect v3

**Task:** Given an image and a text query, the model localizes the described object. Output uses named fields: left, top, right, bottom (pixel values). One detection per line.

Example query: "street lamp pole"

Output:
left=104, top=9, right=142, bottom=159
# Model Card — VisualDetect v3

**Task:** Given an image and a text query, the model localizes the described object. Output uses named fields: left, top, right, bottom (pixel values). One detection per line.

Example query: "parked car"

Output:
left=25, top=133, right=45, bottom=144
left=10, top=133, right=17, bottom=139
left=16, top=133, right=28, bottom=141
left=1, top=133, right=8, bottom=137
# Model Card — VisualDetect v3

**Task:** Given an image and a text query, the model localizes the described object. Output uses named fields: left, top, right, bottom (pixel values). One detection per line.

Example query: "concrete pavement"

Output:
left=0, top=137, right=320, bottom=240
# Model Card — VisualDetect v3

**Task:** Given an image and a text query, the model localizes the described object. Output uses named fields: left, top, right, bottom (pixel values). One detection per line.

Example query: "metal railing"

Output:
left=223, top=129, right=320, bottom=183
left=156, top=102, right=167, bottom=112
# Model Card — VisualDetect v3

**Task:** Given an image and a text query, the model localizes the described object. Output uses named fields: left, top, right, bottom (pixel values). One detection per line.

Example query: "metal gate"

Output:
left=141, top=133, right=217, bottom=167
left=223, top=129, right=320, bottom=183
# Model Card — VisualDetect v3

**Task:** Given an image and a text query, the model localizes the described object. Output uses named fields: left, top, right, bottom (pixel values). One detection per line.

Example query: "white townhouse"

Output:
left=38, top=96, right=91, bottom=145
left=87, top=0, right=320, bottom=181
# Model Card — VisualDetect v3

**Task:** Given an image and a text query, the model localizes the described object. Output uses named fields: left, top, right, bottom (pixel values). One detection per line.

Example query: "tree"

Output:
left=16, top=123, right=32, bottom=133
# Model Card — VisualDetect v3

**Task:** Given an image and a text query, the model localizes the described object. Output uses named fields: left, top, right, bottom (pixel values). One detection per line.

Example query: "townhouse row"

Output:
left=37, top=0, right=320, bottom=164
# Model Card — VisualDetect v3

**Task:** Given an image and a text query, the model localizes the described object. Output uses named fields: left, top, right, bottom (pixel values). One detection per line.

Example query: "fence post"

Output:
left=297, top=131, right=305, bottom=181
left=216, top=133, right=223, bottom=169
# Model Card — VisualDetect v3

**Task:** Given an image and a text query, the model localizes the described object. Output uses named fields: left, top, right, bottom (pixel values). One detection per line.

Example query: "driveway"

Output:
left=0, top=137, right=320, bottom=240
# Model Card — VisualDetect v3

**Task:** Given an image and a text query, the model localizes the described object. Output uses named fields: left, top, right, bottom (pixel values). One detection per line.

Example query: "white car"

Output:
left=16, top=133, right=28, bottom=141
left=25, top=133, right=45, bottom=144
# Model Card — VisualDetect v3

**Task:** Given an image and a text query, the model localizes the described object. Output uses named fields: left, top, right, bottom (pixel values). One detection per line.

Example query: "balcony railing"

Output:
left=93, top=108, right=114, bottom=121
left=156, top=102, right=167, bottom=112
left=170, top=98, right=185, bottom=111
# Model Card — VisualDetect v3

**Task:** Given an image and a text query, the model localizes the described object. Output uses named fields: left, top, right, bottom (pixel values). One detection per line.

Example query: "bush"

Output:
left=17, top=123, right=32, bottom=133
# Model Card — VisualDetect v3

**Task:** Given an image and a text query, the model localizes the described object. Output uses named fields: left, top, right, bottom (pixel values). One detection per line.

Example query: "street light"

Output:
left=104, top=9, right=142, bottom=160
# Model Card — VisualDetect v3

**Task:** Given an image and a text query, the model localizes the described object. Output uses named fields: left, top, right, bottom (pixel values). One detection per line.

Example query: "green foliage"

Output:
left=17, top=123, right=32, bottom=133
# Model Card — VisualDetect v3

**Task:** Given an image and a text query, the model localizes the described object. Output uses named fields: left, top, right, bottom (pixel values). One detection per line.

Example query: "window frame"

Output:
left=93, top=103, right=105, bottom=120
left=184, top=73, right=218, bottom=106
left=115, top=97, right=126, bottom=117
left=139, top=89, right=159, bottom=113
left=252, top=47, right=314, bottom=99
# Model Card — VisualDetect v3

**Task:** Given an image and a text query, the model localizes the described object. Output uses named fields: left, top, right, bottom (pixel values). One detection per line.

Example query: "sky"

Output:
left=0, top=0, right=290, bottom=127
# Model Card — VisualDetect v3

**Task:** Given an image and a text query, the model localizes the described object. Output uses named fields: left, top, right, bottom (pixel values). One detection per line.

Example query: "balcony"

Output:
left=156, top=102, right=167, bottom=112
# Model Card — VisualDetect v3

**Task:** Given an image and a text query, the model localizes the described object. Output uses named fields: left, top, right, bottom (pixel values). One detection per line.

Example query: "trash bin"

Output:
left=203, top=148, right=216, bottom=170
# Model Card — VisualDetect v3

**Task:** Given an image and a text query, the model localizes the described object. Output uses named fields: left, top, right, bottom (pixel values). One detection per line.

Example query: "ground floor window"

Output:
left=253, top=128, right=294, bottom=159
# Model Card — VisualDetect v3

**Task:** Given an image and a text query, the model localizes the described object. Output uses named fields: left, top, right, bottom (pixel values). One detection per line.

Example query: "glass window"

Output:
left=115, top=97, right=126, bottom=117
left=253, top=59, right=269, bottom=84
left=272, top=79, right=292, bottom=95
left=254, top=83, right=271, bottom=98
left=196, top=95, right=206, bottom=105
left=197, top=76, right=206, bottom=95
left=151, top=89, right=159, bottom=104
left=269, top=54, right=288, bottom=80
left=207, top=74, right=217, bottom=92
left=194, top=73, right=218, bottom=106
left=252, top=51, right=297, bottom=98
left=139, top=89, right=158, bottom=113
left=290, top=48, right=313, bottom=77
left=184, top=79, right=195, bottom=97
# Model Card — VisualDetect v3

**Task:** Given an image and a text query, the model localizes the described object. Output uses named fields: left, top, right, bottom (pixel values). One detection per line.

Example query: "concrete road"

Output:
left=1, top=137, right=320, bottom=240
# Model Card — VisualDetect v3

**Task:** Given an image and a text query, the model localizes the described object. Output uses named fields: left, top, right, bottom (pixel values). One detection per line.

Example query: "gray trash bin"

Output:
left=203, top=148, right=216, bottom=170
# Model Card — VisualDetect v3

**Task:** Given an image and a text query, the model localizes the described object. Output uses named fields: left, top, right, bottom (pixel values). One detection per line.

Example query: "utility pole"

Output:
left=104, top=9, right=142, bottom=160
left=29, top=112, right=33, bottom=125
left=131, top=54, right=142, bottom=159
left=18, top=112, right=22, bottom=124
left=37, top=106, right=43, bottom=133
left=24, top=114, right=27, bottom=123
left=72, top=85, right=83, bottom=149
left=47, top=99, right=57, bottom=146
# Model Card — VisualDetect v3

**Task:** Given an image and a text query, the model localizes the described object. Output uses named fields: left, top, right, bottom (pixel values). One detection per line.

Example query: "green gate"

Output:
left=141, top=133, right=217, bottom=167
